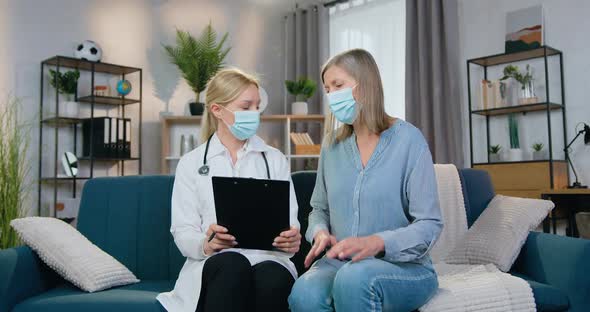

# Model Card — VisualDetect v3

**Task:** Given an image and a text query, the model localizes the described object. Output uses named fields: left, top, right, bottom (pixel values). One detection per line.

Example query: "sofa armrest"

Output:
left=0, top=246, right=60, bottom=311
left=512, top=231, right=590, bottom=312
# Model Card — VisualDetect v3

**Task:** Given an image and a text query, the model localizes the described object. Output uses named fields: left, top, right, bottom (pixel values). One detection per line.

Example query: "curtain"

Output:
left=405, top=0, right=464, bottom=166
left=284, top=5, right=330, bottom=116
left=283, top=4, right=329, bottom=169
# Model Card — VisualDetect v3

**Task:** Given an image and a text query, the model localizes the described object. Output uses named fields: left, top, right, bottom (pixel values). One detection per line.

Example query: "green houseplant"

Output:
left=0, top=96, right=31, bottom=249
left=164, top=22, right=231, bottom=116
left=501, top=64, right=536, bottom=103
left=507, top=113, right=522, bottom=161
left=489, top=144, right=502, bottom=162
left=532, top=142, right=545, bottom=160
left=48, top=69, right=80, bottom=118
left=285, top=77, right=317, bottom=115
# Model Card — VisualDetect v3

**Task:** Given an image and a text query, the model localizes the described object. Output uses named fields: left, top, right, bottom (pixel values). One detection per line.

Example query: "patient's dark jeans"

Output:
left=196, top=251, right=294, bottom=312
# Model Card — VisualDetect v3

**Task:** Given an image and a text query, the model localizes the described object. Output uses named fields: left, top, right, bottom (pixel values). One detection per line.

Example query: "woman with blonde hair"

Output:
left=288, top=49, right=443, bottom=312
left=157, top=68, right=301, bottom=312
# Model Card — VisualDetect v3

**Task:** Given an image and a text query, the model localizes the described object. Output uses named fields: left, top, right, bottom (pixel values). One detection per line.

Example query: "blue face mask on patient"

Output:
left=327, top=85, right=358, bottom=125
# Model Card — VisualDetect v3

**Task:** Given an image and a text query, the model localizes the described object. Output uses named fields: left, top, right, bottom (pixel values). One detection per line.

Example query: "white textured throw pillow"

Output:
left=10, top=217, right=139, bottom=292
left=445, top=195, right=554, bottom=272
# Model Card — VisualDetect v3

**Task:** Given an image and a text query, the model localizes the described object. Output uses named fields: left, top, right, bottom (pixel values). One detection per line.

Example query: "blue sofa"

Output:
left=0, top=169, right=588, bottom=311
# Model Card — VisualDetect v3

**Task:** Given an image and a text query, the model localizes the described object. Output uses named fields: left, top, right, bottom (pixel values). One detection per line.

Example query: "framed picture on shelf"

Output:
left=505, top=5, right=544, bottom=54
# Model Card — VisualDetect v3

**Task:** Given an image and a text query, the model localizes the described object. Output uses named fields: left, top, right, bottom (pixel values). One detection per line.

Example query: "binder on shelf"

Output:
left=117, top=118, right=124, bottom=158
left=82, top=117, right=111, bottom=158
left=109, top=117, right=117, bottom=157
left=124, top=119, right=131, bottom=158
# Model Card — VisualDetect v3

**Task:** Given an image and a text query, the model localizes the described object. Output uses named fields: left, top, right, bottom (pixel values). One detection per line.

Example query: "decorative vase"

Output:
left=508, top=148, right=523, bottom=161
left=189, top=102, right=205, bottom=116
left=489, top=154, right=501, bottom=163
left=532, top=150, right=545, bottom=161
left=188, top=135, right=195, bottom=151
left=180, top=135, right=186, bottom=156
left=517, top=79, right=538, bottom=105
left=292, top=101, right=308, bottom=115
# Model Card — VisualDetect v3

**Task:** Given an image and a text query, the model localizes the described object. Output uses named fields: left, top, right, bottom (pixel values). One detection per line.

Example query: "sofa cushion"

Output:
left=291, top=171, right=317, bottom=276
left=457, top=169, right=495, bottom=227
left=10, top=217, right=139, bottom=292
left=511, top=273, right=570, bottom=312
left=77, top=176, right=185, bottom=281
left=12, top=280, right=172, bottom=312
left=445, top=195, right=554, bottom=272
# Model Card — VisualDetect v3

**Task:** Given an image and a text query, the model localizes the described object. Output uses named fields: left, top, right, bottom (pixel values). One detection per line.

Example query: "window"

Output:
left=329, top=0, right=406, bottom=119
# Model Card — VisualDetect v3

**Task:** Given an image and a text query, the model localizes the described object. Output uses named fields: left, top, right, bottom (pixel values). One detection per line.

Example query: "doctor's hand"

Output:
left=304, top=230, right=337, bottom=268
left=203, top=224, right=238, bottom=255
left=326, top=235, right=384, bottom=262
left=273, top=226, right=301, bottom=254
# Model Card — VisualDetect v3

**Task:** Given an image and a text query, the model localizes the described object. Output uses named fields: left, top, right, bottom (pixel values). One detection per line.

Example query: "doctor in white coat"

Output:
left=157, top=68, right=301, bottom=312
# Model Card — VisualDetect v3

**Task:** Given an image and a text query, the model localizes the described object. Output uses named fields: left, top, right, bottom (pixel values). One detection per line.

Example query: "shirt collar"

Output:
left=206, top=133, right=269, bottom=160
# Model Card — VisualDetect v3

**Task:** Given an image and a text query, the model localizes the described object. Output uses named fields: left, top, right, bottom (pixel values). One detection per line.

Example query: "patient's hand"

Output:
left=304, top=230, right=337, bottom=268
left=326, top=235, right=385, bottom=262
left=203, top=224, right=238, bottom=255
left=273, top=226, right=301, bottom=254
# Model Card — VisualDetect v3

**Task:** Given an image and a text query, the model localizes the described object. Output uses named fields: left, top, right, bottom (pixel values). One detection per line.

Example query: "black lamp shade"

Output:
left=585, top=123, right=590, bottom=145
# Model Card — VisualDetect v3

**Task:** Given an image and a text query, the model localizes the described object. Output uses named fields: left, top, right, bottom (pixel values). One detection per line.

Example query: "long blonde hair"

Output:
left=201, top=68, right=260, bottom=142
left=322, top=49, right=391, bottom=144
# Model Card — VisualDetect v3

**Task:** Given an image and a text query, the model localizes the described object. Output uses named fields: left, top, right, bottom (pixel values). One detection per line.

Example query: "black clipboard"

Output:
left=212, top=176, right=290, bottom=251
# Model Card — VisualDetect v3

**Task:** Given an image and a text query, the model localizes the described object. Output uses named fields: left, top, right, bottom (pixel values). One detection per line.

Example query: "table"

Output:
left=541, top=189, right=590, bottom=237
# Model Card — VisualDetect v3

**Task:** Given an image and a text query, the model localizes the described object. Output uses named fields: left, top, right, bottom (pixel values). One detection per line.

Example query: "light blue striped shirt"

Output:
left=306, top=119, right=443, bottom=264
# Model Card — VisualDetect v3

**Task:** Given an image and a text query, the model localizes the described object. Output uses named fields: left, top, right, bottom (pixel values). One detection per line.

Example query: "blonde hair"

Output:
left=322, top=49, right=391, bottom=144
left=201, top=68, right=260, bottom=142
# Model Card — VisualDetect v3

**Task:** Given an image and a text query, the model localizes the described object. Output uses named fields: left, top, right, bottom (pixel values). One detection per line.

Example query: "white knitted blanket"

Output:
left=431, top=165, right=468, bottom=262
left=420, top=263, right=536, bottom=312
left=421, top=165, right=536, bottom=312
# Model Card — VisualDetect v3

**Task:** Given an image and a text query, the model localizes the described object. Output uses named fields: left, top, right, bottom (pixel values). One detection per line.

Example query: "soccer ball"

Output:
left=74, top=40, right=102, bottom=62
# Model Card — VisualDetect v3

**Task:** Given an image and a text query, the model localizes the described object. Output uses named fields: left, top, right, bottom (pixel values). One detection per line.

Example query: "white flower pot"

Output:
left=489, top=154, right=501, bottom=163
left=532, top=150, right=545, bottom=161
left=292, top=101, right=308, bottom=115
left=61, top=101, right=79, bottom=118
left=508, top=148, right=523, bottom=161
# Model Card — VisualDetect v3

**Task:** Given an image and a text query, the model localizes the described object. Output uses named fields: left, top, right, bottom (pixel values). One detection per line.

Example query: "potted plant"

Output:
left=508, top=114, right=522, bottom=161
left=501, top=64, right=536, bottom=105
left=164, top=22, right=230, bottom=116
left=285, top=77, right=317, bottom=115
left=489, top=144, right=502, bottom=163
left=532, top=142, right=545, bottom=160
left=0, top=97, right=31, bottom=249
left=49, top=69, right=80, bottom=118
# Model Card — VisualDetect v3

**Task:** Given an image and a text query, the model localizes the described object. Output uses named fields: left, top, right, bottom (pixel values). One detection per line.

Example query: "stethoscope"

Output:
left=198, top=133, right=271, bottom=179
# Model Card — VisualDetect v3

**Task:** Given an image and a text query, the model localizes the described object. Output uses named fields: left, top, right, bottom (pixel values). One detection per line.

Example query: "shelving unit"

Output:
left=160, top=114, right=324, bottom=174
left=38, top=56, right=142, bottom=218
left=467, top=46, right=569, bottom=199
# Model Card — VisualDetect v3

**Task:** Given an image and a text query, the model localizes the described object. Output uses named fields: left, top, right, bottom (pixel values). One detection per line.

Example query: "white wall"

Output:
left=0, top=0, right=296, bottom=215
left=459, top=0, right=590, bottom=185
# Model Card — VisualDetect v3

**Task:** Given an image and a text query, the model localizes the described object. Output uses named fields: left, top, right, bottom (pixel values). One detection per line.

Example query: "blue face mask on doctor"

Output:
left=221, top=106, right=260, bottom=140
left=327, top=85, right=359, bottom=125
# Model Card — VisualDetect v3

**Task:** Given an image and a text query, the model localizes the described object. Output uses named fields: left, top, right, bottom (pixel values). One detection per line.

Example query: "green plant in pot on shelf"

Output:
left=0, top=96, right=31, bottom=249
left=532, top=142, right=545, bottom=160
left=48, top=69, right=80, bottom=118
left=285, top=77, right=317, bottom=115
left=501, top=64, right=536, bottom=105
left=163, top=22, right=231, bottom=116
left=508, top=113, right=522, bottom=161
left=489, top=144, right=502, bottom=162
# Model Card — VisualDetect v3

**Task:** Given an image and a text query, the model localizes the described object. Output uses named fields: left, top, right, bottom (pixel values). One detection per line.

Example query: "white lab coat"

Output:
left=156, top=133, right=300, bottom=312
